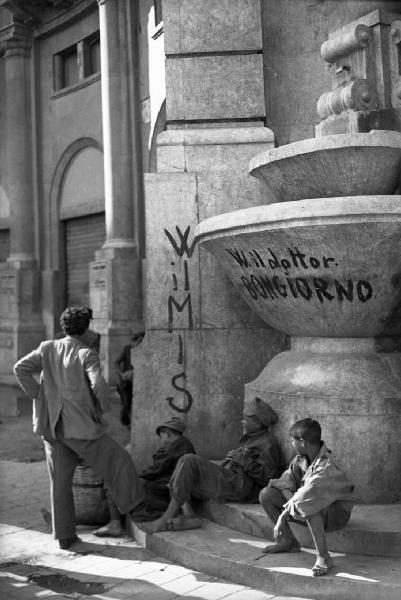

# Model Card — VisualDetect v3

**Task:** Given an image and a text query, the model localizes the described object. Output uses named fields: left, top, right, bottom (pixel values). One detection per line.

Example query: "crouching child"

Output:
left=259, top=418, right=354, bottom=577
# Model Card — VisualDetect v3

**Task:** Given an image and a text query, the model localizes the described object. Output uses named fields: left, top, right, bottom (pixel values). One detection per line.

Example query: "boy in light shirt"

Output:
left=259, top=418, right=354, bottom=576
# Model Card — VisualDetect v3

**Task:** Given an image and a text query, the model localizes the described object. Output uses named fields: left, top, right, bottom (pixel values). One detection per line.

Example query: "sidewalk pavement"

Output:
left=0, top=459, right=306, bottom=600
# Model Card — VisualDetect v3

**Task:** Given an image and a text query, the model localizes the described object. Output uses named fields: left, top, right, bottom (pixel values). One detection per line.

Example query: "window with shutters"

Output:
left=53, top=31, right=101, bottom=93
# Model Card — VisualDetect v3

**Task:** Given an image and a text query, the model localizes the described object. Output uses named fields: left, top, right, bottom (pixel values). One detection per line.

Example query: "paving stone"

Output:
left=160, top=572, right=217, bottom=596
left=111, top=579, right=162, bottom=597
left=179, top=580, right=246, bottom=599
left=222, top=589, right=276, bottom=600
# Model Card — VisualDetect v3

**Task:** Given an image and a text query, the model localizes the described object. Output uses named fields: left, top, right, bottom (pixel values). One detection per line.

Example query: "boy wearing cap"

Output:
left=131, top=417, right=196, bottom=521
left=259, top=418, right=354, bottom=577
left=94, top=417, right=195, bottom=535
left=149, top=398, right=282, bottom=532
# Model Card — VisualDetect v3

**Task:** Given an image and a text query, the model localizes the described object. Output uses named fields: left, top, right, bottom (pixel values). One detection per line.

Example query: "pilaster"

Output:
left=0, top=13, right=45, bottom=416
left=91, top=0, right=143, bottom=381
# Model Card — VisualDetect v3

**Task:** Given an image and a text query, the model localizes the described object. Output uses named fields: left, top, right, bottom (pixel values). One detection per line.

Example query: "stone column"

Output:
left=5, top=42, right=35, bottom=262
left=91, top=0, right=143, bottom=380
left=0, top=24, right=45, bottom=415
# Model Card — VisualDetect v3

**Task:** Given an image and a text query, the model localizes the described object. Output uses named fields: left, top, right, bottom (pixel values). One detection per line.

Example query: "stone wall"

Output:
left=131, top=0, right=287, bottom=466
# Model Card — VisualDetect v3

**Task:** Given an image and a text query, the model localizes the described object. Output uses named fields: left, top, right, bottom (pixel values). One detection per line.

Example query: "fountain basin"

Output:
left=249, top=131, right=401, bottom=202
left=195, top=196, right=401, bottom=337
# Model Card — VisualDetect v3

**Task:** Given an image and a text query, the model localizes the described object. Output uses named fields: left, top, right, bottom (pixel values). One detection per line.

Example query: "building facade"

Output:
left=1, top=0, right=400, bottom=466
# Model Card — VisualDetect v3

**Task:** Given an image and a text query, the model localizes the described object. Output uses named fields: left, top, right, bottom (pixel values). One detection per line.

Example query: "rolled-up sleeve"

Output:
left=284, top=460, right=353, bottom=519
left=268, top=460, right=302, bottom=494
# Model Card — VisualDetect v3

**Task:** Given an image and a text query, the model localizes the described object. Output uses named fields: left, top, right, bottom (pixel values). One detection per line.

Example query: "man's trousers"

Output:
left=43, top=422, right=145, bottom=539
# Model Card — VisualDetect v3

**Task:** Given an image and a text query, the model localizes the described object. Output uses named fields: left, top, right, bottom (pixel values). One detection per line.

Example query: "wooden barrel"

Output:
left=72, top=463, right=109, bottom=525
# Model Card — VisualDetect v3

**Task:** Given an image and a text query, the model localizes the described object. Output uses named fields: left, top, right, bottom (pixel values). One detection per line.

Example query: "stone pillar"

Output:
left=131, top=0, right=286, bottom=467
left=91, top=0, right=143, bottom=380
left=0, top=23, right=45, bottom=415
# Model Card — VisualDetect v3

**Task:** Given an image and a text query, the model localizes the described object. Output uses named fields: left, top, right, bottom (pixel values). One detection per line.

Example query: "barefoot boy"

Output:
left=131, top=417, right=196, bottom=521
left=94, top=417, right=195, bottom=536
left=259, top=418, right=354, bottom=577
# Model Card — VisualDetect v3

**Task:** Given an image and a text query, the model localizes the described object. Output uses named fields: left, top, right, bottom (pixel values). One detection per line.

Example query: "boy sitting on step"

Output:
left=132, top=417, right=196, bottom=521
left=259, top=418, right=354, bottom=577
left=94, top=417, right=195, bottom=535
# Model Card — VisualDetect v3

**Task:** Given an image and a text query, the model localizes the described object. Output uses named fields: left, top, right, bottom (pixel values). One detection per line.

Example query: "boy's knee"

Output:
left=175, top=453, right=198, bottom=472
left=179, top=453, right=196, bottom=464
left=259, top=485, right=275, bottom=507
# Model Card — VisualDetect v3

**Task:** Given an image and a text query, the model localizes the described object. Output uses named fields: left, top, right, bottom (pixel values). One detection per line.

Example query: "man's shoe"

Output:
left=59, top=535, right=81, bottom=550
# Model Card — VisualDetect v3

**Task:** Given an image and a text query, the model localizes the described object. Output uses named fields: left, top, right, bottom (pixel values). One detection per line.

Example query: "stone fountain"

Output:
left=195, top=12, right=401, bottom=506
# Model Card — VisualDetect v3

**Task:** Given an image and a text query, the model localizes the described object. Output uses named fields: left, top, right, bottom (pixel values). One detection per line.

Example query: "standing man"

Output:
left=114, top=331, right=144, bottom=426
left=14, top=306, right=145, bottom=550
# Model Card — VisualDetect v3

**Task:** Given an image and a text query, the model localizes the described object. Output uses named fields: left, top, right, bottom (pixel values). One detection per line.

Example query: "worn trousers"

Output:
left=43, top=421, right=145, bottom=539
left=170, top=454, right=240, bottom=505
left=116, top=380, right=132, bottom=426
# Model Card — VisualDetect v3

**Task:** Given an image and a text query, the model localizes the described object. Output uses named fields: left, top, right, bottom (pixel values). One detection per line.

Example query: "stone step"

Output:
left=129, top=517, right=401, bottom=600
left=199, top=500, right=401, bottom=559
left=198, top=500, right=401, bottom=558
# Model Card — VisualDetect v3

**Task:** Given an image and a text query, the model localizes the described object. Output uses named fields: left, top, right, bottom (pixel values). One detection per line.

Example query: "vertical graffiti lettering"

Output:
left=164, top=226, right=195, bottom=414
left=166, top=371, right=194, bottom=413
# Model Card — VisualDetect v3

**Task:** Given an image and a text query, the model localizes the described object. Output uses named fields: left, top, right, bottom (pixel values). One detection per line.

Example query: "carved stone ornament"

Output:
left=0, top=0, right=74, bottom=23
left=391, top=20, right=401, bottom=45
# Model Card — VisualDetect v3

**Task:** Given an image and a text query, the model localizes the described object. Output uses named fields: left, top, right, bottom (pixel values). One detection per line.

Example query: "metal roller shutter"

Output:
left=65, top=213, right=105, bottom=306
left=0, top=230, right=9, bottom=263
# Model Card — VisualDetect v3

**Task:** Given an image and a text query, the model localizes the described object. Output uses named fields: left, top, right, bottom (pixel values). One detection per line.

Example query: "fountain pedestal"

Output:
left=245, top=337, right=401, bottom=503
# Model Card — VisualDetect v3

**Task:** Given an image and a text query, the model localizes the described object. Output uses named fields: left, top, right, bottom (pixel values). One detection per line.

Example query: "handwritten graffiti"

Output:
left=164, top=226, right=195, bottom=413
left=241, top=274, right=372, bottom=304
left=164, top=226, right=196, bottom=258
left=226, top=246, right=338, bottom=272
left=226, top=245, right=374, bottom=305
left=166, top=371, right=193, bottom=413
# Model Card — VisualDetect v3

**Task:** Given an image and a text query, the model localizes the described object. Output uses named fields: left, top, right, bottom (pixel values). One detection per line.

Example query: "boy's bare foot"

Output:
left=147, top=517, right=171, bottom=533
left=263, top=540, right=301, bottom=554
left=312, top=554, right=334, bottom=577
left=93, top=521, right=122, bottom=537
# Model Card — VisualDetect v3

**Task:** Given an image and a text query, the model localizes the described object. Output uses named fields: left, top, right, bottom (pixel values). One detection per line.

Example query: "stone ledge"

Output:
left=157, top=127, right=274, bottom=147
left=130, top=517, right=401, bottom=600
left=198, top=500, right=401, bottom=558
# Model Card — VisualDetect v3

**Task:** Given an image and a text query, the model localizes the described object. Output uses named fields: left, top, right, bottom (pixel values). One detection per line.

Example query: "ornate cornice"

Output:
left=0, top=16, right=31, bottom=53
left=0, top=1, right=74, bottom=25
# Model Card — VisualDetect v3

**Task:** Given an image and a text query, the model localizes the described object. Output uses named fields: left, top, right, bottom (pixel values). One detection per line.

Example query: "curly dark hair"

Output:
left=60, top=306, right=92, bottom=336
